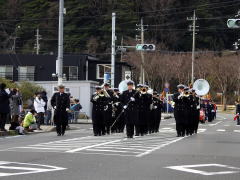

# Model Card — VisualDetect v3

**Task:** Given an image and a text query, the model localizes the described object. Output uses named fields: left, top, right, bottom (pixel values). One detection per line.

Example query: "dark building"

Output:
left=0, top=54, right=132, bottom=86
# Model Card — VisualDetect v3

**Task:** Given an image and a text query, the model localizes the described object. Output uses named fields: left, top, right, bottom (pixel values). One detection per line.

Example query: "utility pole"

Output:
left=187, top=10, right=198, bottom=85
left=56, top=0, right=64, bottom=85
left=120, top=36, right=123, bottom=62
left=111, top=12, right=116, bottom=88
left=136, top=18, right=147, bottom=84
left=34, top=28, right=41, bottom=55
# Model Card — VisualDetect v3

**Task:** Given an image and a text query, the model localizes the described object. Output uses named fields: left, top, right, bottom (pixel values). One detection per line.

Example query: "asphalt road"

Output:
left=0, top=113, right=239, bottom=180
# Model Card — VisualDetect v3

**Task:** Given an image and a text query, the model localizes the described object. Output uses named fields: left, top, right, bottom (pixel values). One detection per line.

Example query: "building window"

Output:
left=97, top=64, right=111, bottom=79
left=63, top=66, right=78, bottom=80
left=0, top=66, right=13, bottom=80
left=18, top=66, right=35, bottom=81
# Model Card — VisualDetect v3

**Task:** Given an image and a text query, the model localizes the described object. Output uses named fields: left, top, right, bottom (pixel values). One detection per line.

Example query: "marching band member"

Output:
left=173, top=84, right=186, bottom=137
left=151, top=91, right=163, bottom=133
left=190, top=89, right=200, bottom=134
left=120, top=81, right=139, bottom=138
left=137, top=85, right=152, bottom=136
left=91, top=86, right=109, bottom=136
left=103, top=83, right=113, bottom=134
left=112, top=88, right=124, bottom=133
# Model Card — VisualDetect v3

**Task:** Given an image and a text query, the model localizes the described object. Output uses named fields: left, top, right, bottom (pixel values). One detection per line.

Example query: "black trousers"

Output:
left=126, top=124, right=134, bottom=137
left=237, top=117, right=240, bottom=125
left=37, top=112, right=45, bottom=128
left=92, top=110, right=105, bottom=136
left=54, top=111, right=68, bottom=135
left=0, top=113, right=7, bottom=130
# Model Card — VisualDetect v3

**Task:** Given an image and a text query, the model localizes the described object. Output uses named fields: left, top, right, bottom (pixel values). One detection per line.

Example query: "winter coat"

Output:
left=9, top=94, right=21, bottom=115
left=0, top=89, right=12, bottom=114
left=23, top=112, right=36, bottom=128
left=34, top=97, right=46, bottom=113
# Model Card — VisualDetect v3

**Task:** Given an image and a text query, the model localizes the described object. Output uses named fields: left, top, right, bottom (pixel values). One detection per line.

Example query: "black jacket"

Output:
left=91, top=94, right=109, bottom=112
left=51, top=92, right=70, bottom=112
left=120, top=89, right=139, bottom=111
left=0, top=89, right=12, bottom=113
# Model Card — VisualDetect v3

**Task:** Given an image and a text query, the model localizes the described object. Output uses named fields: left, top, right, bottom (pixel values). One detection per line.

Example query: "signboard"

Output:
left=104, top=72, right=111, bottom=83
left=125, top=71, right=131, bottom=80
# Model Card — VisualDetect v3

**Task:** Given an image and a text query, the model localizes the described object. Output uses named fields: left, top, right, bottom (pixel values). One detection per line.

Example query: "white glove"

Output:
left=178, top=93, right=183, bottom=99
left=154, top=106, right=157, bottom=109
left=66, top=108, right=70, bottom=112
left=54, top=106, right=56, bottom=109
left=130, top=97, right=135, bottom=102
left=123, top=105, right=128, bottom=109
left=5, top=88, right=10, bottom=94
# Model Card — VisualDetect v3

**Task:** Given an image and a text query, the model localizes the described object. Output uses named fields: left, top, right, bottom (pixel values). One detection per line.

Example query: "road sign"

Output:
left=164, top=88, right=169, bottom=92
left=125, top=71, right=131, bottom=80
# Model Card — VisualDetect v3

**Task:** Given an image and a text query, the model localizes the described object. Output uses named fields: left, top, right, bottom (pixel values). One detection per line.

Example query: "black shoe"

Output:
left=135, top=134, right=140, bottom=136
left=57, top=133, right=61, bottom=136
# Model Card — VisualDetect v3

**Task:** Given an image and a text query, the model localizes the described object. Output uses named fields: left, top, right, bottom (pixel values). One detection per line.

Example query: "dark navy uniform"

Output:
left=151, top=96, right=163, bottom=133
left=191, top=95, right=200, bottom=134
left=51, top=92, right=70, bottom=136
left=91, top=93, right=109, bottom=136
left=173, top=92, right=186, bottom=137
left=120, top=89, right=139, bottom=138
left=104, top=89, right=113, bottom=134
left=112, top=92, right=124, bottom=133
left=138, top=93, right=152, bottom=135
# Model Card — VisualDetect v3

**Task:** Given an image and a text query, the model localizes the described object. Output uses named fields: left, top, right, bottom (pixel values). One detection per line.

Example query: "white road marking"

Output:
left=208, top=121, right=222, bottom=126
left=166, top=164, right=240, bottom=176
left=66, top=139, right=123, bottom=153
left=5, top=131, right=186, bottom=157
left=234, top=130, right=240, bottom=133
left=0, top=161, right=66, bottom=177
left=217, top=129, right=226, bottom=132
left=136, top=137, right=184, bottom=157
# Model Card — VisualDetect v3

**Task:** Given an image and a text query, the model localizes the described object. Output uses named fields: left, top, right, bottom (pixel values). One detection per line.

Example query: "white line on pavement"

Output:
left=217, top=129, right=226, bottom=132
left=136, top=137, right=184, bottom=157
left=66, top=139, right=123, bottom=153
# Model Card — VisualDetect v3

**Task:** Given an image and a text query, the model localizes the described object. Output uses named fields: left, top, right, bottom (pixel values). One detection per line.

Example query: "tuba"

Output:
left=193, top=79, right=210, bottom=96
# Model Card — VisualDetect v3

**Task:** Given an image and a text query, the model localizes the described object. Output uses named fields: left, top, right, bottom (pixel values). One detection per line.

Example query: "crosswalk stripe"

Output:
left=66, top=139, right=123, bottom=153
left=217, top=129, right=226, bottom=132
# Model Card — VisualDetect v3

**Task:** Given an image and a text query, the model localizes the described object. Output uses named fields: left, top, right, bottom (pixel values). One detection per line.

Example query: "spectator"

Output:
left=9, top=88, right=22, bottom=130
left=45, top=100, right=52, bottom=125
left=41, top=91, right=48, bottom=111
left=23, top=109, right=37, bottom=131
left=0, top=83, right=12, bottom=131
left=34, top=92, right=46, bottom=130
left=70, top=99, right=82, bottom=122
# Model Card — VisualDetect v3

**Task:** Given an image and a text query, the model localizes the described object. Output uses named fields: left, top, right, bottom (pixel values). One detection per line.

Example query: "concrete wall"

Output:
left=34, top=81, right=99, bottom=118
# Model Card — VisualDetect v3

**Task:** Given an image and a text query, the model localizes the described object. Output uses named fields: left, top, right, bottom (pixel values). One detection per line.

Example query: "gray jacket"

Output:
left=10, top=95, right=21, bottom=115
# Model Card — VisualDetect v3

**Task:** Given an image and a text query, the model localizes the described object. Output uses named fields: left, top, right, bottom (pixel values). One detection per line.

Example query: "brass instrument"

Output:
left=140, top=87, right=147, bottom=94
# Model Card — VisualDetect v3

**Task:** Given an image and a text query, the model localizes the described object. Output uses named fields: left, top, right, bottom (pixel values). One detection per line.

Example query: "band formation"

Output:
left=91, top=81, right=211, bottom=138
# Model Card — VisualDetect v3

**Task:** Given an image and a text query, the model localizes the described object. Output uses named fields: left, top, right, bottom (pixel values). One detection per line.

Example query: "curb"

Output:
left=0, top=126, right=80, bottom=137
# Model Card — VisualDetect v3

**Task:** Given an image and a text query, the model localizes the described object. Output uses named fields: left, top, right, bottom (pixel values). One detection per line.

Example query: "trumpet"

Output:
left=140, top=87, right=147, bottom=94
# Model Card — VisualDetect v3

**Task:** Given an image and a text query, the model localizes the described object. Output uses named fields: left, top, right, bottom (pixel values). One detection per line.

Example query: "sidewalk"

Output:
left=0, top=124, right=82, bottom=137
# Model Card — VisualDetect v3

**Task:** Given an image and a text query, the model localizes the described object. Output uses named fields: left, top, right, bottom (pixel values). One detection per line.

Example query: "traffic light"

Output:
left=136, top=44, right=155, bottom=51
left=227, top=19, right=240, bottom=28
